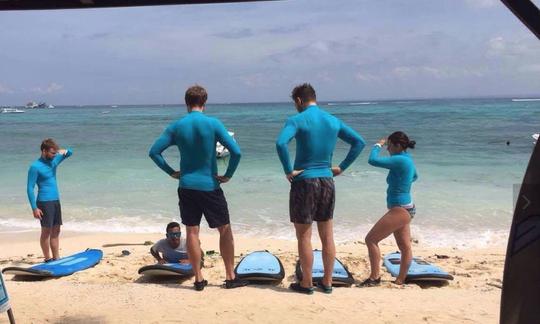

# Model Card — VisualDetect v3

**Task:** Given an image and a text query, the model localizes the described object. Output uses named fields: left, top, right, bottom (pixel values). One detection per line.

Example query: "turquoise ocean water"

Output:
left=1, top=99, right=538, bottom=247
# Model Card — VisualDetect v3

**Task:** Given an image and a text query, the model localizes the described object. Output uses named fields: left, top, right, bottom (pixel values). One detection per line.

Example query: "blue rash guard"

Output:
left=276, top=105, right=366, bottom=180
left=27, top=149, right=73, bottom=210
left=149, top=111, right=241, bottom=191
left=368, top=144, right=418, bottom=208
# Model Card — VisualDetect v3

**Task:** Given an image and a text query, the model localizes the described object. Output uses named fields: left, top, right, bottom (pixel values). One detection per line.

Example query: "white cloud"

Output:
left=392, top=66, right=484, bottom=80
left=355, top=72, right=379, bottom=82
left=31, top=83, right=64, bottom=94
left=465, top=0, right=498, bottom=8
left=518, top=64, right=540, bottom=73
left=238, top=73, right=267, bottom=88
left=0, top=83, right=14, bottom=94
left=393, top=66, right=414, bottom=78
left=487, top=36, right=506, bottom=56
left=309, top=41, right=330, bottom=54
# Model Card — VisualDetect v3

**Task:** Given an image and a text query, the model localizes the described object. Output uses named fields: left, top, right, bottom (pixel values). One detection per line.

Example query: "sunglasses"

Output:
left=166, top=232, right=181, bottom=238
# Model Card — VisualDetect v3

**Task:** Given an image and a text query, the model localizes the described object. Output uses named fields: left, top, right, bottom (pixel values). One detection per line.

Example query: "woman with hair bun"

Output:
left=359, top=131, right=418, bottom=286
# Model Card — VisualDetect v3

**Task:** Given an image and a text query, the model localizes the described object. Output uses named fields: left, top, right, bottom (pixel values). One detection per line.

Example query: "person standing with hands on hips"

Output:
left=276, top=83, right=366, bottom=294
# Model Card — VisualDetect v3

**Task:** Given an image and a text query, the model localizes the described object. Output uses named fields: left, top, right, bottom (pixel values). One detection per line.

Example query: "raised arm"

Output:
left=275, top=118, right=297, bottom=175
left=368, top=144, right=402, bottom=170
left=149, top=126, right=176, bottom=176
left=215, top=121, right=242, bottom=179
left=51, top=148, right=73, bottom=167
left=337, top=121, right=366, bottom=171
left=27, top=166, right=38, bottom=210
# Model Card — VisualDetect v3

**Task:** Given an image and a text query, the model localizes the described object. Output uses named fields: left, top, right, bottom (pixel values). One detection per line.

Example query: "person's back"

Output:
left=277, top=104, right=364, bottom=182
left=287, top=106, right=342, bottom=179
left=150, top=112, right=239, bottom=192
left=386, top=153, right=416, bottom=205
left=165, top=112, right=232, bottom=191
left=368, top=145, right=417, bottom=207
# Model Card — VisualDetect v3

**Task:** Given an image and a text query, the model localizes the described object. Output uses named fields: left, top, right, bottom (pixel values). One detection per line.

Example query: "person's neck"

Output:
left=168, top=240, right=180, bottom=249
left=189, top=106, right=204, bottom=113
left=299, top=101, right=317, bottom=112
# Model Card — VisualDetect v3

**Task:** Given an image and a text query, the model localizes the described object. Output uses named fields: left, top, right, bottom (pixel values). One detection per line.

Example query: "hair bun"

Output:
left=408, top=140, right=416, bottom=149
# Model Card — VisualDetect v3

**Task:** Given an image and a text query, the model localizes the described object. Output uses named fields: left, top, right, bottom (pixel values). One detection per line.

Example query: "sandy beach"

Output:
left=0, top=231, right=504, bottom=323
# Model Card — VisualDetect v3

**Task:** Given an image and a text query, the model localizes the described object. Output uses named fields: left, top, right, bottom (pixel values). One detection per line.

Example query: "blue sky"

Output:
left=0, top=0, right=539, bottom=105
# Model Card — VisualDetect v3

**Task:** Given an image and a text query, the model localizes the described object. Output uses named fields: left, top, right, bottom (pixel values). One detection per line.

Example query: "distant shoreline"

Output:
left=3, top=95, right=540, bottom=108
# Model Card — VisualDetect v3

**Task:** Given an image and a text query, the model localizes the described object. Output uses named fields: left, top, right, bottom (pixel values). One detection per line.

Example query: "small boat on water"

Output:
left=26, top=101, right=54, bottom=109
left=216, top=132, right=236, bottom=159
left=26, top=101, right=38, bottom=109
left=1, top=107, right=25, bottom=114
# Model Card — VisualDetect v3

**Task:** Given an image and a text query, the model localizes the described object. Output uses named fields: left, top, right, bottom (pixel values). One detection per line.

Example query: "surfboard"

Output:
left=138, top=263, right=194, bottom=277
left=234, top=250, right=285, bottom=282
left=501, top=138, right=540, bottom=324
left=383, top=252, right=453, bottom=281
left=2, top=249, right=103, bottom=277
left=295, top=250, right=354, bottom=286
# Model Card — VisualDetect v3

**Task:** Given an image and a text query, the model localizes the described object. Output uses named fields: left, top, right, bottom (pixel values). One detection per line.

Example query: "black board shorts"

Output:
left=289, top=178, right=335, bottom=224
left=37, top=200, right=62, bottom=228
left=178, top=188, right=230, bottom=228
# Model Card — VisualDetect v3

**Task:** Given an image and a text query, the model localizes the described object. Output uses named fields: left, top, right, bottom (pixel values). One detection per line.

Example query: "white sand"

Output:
left=0, top=231, right=504, bottom=323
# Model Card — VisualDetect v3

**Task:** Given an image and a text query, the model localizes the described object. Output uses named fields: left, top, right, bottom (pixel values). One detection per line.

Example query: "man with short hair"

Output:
left=150, top=222, right=189, bottom=264
left=149, top=85, right=247, bottom=291
left=276, top=83, right=366, bottom=294
left=27, top=138, right=73, bottom=262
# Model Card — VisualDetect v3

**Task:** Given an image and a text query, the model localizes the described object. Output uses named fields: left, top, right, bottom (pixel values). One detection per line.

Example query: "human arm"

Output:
left=26, top=166, right=40, bottom=214
left=276, top=118, right=304, bottom=181
left=51, top=148, right=73, bottom=167
left=215, top=121, right=241, bottom=181
left=368, top=140, right=402, bottom=169
left=150, top=246, right=166, bottom=264
left=336, top=121, right=366, bottom=172
left=148, top=126, right=177, bottom=177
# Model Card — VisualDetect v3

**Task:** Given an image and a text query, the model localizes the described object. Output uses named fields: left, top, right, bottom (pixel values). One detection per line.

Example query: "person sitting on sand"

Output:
left=27, top=138, right=73, bottom=262
left=150, top=222, right=189, bottom=264
left=360, top=131, right=418, bottom=287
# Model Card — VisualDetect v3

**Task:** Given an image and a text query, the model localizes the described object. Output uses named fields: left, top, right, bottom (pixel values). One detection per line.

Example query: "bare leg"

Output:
left=40, top=227, right=51, bottom=260
left=316, top=220, right=335, bottom=287
left=217, top=224, right=235, bottom=280
left=365, top=207, right=411, bottom=280
left=294, top=223, right=313, bottom=288
left=50, top=225, right=61, bottom=259
left=394, top=224, right=412, bottom=284
left=186, top=225, right=203, bottom=282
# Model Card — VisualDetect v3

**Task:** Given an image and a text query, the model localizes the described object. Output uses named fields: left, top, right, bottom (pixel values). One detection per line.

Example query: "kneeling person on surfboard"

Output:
left=150, top=222, right=189, bottom=264
left=27, top=138, right=73, bottom=262
left=276, top=84, right=366, bottom=294
left=149, top=85, right=248, bottom=291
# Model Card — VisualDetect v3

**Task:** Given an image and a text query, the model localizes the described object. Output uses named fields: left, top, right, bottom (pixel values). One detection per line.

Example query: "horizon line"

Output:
left=5, top=94, right=540, bottom=107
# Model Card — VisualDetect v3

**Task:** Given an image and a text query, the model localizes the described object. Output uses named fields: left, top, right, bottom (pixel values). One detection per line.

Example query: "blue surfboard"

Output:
left=295, top=250, right=354, bottom=286
left=383, top=252, right=453, bottom=281
left=2, top=249, right=103, bottom=278
left=138, top=263, right=194, bottom=277
left=234, top=250, right=284, bottom=282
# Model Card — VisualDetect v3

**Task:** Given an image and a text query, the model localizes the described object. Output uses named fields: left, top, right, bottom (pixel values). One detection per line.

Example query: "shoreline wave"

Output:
left=0, top=217, right=509, bottom=249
